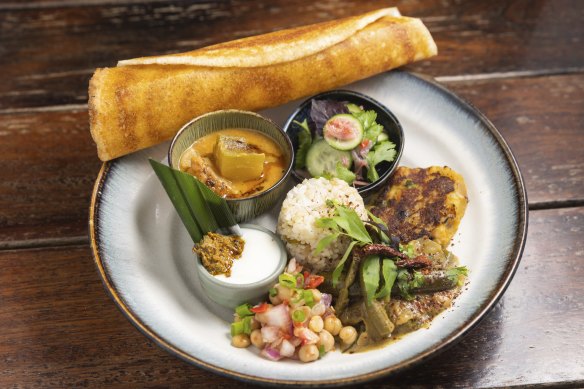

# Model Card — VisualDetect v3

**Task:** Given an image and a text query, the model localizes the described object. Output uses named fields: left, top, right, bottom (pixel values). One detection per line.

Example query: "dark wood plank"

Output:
left=0, top=0, right=582, bottom=109
left=0, top=206, right=582, bottom=387
left=0, top=73, right=581, bottom=244
left=0, top=109, right=101, bottom=245
left=448, top=73, right=584, bottom=206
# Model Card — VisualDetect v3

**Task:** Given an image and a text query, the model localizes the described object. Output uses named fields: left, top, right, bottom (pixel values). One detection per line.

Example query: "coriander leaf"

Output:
left=370, top=141, right=397, bottom=166
left=314, top=232, right=340, bottom=255
left=364, top=123, right=384, bottom=143
left=335, top=162, right=356, bottom=184
left=399, top=242, right=417, bottom=258
left=356, top=110, right=377, bottom=130
left=293, top=119, right=312, bottom=169
left=396, top=269, right=415, bottom=300
left=411, top=270, right=425, bottom=288
left=366, top=141, right=397, bottom=182
left=361, top=255, right=380, bottom=305
left=375, top=258, right=397, bottom=299
left=333, top=205, right=372, bottom=243
left=332, top=240, right=358, bottom=287
left=446, top=266, right=468, bottom=286
left=346, top=103, right=363, bottom=115
left=315, top=217, right=339, bottom=230
left=366, top=154, right=380, bottom=182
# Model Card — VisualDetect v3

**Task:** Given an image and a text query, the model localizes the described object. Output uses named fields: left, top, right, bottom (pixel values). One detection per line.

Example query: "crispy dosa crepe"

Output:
left=89, top=8, right=437, bottom=161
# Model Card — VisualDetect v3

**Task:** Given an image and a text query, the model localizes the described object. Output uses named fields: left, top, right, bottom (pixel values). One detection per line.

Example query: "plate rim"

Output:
left=89, top=70, right=528, bottom=386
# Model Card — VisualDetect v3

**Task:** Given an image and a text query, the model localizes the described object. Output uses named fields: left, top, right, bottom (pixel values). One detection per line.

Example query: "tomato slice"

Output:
left=250, top=302, right=269, bottom=313
left=305, top=275, right=324, bottom=289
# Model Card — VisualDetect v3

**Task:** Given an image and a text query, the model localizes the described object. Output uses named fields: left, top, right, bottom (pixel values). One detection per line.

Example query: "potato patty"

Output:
left=371, top=166, right=468, bottom=247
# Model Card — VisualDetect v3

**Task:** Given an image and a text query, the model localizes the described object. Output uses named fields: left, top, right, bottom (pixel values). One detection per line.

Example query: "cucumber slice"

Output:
left=323, top=114, right=364, bottom=150
left=306, top=139, right=352, bottom=178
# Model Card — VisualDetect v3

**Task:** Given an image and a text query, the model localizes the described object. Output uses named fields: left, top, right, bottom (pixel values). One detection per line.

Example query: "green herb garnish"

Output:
left=303, top=289, right=315, bottom=308
left=375, top=258, right=398, bottom=300
left=278, top=273, right=296, bottom=289
left=446, top=266, right=468, bottom=286
left=365, top=141, right=397, bottom=182
left=235, top=303, right=254, bottom=318
left=335, top=162, right=357, bottom=184
left=293, top=119, right=312, bottom=169
left=292, top=309, right=306, bottom=322
left=314, top=201, right=372, bottom=286
left=230, top=316, right=253, bottom=336
left=361, top=255, right=380, bottom=305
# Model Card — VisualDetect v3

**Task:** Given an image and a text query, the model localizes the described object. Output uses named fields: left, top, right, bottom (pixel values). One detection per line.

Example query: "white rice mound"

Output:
left=276, top=177, right=367, bottom=273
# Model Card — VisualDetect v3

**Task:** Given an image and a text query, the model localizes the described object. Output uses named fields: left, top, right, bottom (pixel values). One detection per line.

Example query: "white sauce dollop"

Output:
left=213, top=227, right=282, bottom=285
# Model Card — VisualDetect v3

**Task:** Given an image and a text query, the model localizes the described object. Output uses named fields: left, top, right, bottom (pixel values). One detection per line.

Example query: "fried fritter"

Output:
left=371, top=166, right=468, bottom=247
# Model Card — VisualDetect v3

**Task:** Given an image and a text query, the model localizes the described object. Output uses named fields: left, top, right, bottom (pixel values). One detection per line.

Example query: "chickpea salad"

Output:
left=230, top=259, right=356, bottom=362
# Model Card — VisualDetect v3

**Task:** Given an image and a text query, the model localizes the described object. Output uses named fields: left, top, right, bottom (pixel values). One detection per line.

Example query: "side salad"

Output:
left=294, top=99, right=397, bottom=185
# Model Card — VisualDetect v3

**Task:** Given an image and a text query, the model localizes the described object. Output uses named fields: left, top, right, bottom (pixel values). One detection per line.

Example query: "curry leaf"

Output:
left=334, top=206, right=372, bottom=243
left=361, top=255, right=380, bottom=304
left=332, top=240, right=359, bottom=287
left=375, top=258, right=398, bottom=299
left=314, top=232, right=340, bottom=255
left=315, top=217, right=339, bottom=231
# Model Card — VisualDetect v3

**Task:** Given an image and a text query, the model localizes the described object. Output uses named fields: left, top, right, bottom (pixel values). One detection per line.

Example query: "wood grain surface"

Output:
left=0, top=0, right=582, bottom=387
left=1, top=207, right=582, bottom=388
left=0, top=0, right=583, bottom=110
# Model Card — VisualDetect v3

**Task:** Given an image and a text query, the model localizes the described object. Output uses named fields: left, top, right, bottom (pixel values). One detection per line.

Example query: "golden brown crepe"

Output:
left=89, top=8, right=437, bottom=161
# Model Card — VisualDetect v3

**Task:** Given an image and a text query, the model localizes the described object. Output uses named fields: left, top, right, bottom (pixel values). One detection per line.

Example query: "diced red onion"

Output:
left=289, top=336, right=302, bottom=347
left=321, top=293, right=333, bottom=308
left=257, top=304, right=291, bottom=330
left=279, top=339, right=296, bottom=358
left=311, top=302, right=325, bottom=317
left=261, top=346, right=282, bottom=361
left=286, top=258, right=297, bottom=274
left=261, top=326, right=281, bottom=343
left=293, top=327, right=319, bottom=344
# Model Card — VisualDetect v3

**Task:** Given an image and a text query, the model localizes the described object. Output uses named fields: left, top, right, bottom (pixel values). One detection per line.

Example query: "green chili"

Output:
left=235, top=303, right=253, bottom=318
left=279, top=273, right=296, bottom=289
left=292, top=309, right=306, bottom=323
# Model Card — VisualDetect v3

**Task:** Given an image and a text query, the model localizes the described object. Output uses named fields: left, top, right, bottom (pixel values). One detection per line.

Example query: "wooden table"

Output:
left=1, top=1, right=582, bottom=387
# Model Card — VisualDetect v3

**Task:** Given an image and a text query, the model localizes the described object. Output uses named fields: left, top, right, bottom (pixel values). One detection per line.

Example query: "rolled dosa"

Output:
left=89, top=8, right=437, bottom=161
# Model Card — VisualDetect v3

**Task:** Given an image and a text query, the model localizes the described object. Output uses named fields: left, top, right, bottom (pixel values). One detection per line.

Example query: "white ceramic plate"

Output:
left=90, top=71, right=527, bottom=385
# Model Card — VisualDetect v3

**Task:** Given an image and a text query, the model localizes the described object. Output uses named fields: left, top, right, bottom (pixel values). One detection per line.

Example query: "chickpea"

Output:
left=231, top=334, right=251, bottom=348
left=311, top=289, right=322, bottom=302
left=298, top=344, right=319, bottom=363
left=269, top=293, right=282, bottom=305
left=276, top=284, right=294, bottom=301
left=324, top=316, right=342, bottom=336
left=318, top=329, right=335, bottom=352
left=339, top=326, right=357, bottom=345
left=250, top=318, right=261, bottom=330
left=308, top=315, right=324, bottom=333
left=250, top=329, right=264, bottom=348
left=311, top=302, right=325, bottom=317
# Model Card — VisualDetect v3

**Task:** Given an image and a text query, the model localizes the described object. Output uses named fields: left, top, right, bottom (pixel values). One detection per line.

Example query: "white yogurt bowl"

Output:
left=194, top=224, right=287, bottom=309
